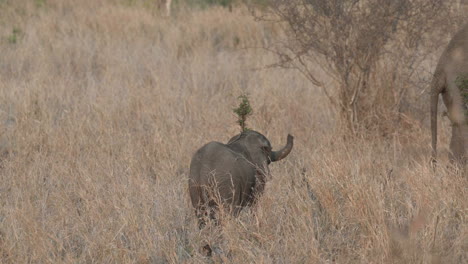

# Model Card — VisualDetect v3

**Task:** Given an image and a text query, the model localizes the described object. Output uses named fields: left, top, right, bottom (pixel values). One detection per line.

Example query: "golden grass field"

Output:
left=0, top=0, right=466, bottom=263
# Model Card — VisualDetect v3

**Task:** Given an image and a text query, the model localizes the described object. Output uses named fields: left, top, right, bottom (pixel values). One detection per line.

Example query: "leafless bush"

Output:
left=261, top=0, right=463, bottom=134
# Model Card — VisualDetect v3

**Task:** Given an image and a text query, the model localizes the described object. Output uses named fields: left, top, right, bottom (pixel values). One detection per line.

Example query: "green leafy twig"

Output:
left=233, top=94, right=253, bottom=132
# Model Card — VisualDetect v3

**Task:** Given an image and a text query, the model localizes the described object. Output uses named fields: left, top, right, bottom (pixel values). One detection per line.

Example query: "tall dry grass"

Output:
left=0, top=0, right=466, bottom=263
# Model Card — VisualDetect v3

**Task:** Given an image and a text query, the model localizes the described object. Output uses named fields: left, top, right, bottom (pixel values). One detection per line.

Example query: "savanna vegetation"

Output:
left=0, top=0, right=466, bottom=263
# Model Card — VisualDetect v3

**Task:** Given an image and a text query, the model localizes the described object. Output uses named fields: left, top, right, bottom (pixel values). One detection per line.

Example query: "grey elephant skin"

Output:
left=431, top=23, right=468, bottom=166
left=189, top=130, right=293, bottom=227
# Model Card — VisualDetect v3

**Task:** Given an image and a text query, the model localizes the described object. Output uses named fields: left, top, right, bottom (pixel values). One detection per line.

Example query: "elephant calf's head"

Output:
left=228, top=130, right=294, bottom=166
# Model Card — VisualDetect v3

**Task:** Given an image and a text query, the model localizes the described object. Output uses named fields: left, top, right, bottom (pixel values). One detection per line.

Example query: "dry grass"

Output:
left=0, top=0, right=466, bottom=263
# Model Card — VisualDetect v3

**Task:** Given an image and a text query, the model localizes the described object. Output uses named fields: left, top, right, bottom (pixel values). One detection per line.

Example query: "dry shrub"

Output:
left=0, top=0, right=466, bottom=263
left=262, top=0, right=467, bottom=135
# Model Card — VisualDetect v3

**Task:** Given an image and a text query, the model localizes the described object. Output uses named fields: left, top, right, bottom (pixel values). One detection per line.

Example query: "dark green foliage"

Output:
left=211, top=0, right=233, bottom=7
left=233, top=94, right=253, bottom=132
left=35, top=0, right=46, bottom=8
left=455, top=74, right=468, bottom=117
left=189, top=0, right=234, bottom=8
left=183, top=0, right=269, bottom=9
left=8, top=27, right=21, bottom=44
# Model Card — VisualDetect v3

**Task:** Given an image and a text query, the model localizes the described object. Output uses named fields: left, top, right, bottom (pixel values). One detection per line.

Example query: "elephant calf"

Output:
left=189, top=130, right=293, bottom=228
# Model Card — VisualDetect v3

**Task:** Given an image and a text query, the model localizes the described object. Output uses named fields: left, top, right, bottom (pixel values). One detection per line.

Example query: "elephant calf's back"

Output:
left=188, top=142, right=255, bottom=209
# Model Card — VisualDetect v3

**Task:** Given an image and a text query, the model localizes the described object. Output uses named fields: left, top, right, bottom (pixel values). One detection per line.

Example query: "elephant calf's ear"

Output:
left=228, top=134, right=242, bottom=144
left=261, top=146, right=272, bottom=163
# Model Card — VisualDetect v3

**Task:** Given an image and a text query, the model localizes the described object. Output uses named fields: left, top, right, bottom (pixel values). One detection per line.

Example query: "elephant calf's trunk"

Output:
left=271, top=134, right=294, bottom=162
